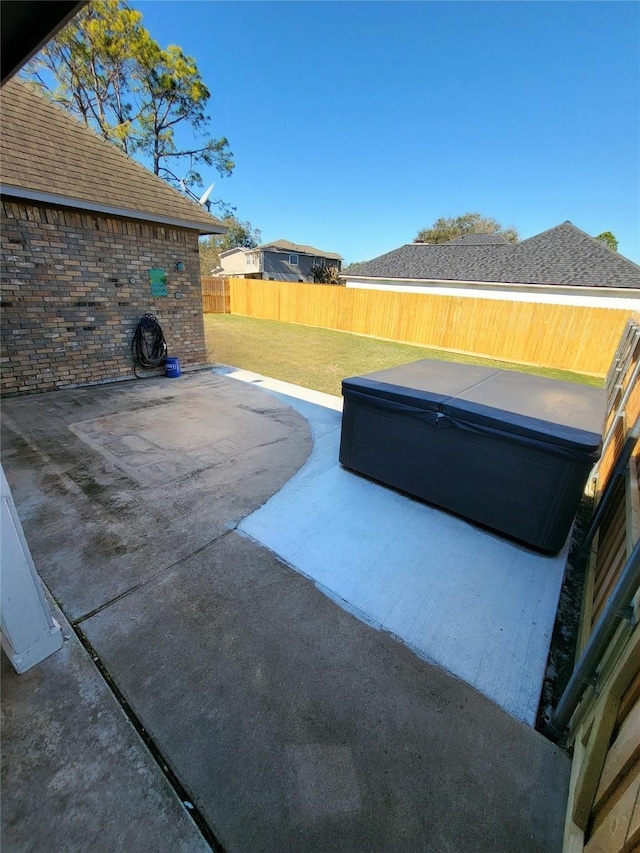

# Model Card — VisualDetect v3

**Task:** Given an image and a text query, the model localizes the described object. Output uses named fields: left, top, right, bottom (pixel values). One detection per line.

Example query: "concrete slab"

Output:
left=1, top=372, right=312, bottom=621
left=1, top=370, right=572, bottom=852
left=81, top=531, right=570, bottom=853
left=216, top=368, right=568, bottom=725
left=1, top=599, right=209, bottom=853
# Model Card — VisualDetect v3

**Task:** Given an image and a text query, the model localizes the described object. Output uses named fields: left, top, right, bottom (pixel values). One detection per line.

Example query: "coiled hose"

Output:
left=131, top=314, right=167, bottom=376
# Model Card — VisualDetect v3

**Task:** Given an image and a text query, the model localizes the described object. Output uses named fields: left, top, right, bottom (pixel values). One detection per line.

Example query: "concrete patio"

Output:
left=1, top=370, right=571, bottom=852
left=217, top=367, right=573, bottom=726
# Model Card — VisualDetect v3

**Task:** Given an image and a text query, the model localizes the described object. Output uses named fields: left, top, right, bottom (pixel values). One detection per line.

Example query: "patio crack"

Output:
left=73, top=627, right=227, bottom=853
left=73, top=528, right=236, bottom=626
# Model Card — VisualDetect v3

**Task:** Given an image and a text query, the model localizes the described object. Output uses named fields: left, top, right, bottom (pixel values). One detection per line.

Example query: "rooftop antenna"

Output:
left=178, top=180, right=216, bottom=212
left=198, top=182, right=216, bottom=212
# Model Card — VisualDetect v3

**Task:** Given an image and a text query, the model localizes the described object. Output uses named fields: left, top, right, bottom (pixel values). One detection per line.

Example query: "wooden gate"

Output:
left=201, top=277, right=230, bottom=313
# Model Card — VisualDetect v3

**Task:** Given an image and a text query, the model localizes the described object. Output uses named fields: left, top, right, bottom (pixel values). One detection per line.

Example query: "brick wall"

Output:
left=1, top=199, right=207, bottom=396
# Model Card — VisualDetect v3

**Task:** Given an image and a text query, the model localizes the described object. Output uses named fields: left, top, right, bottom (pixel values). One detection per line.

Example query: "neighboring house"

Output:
left=215, top=239, right=343, bottom=282
left=342, top=223, right=640, bottom=309
left=0, top=78, right=226, bottom=396
left=214, top=246, right=249, bottom=277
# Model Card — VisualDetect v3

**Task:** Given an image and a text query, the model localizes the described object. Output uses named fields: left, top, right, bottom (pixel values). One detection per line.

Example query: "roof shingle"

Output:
left=345, top=222, right=640, bottom=289
left=258, top=239, right=343, bottom=261
left=0, top=78, right=225, bottom=233
left=446, top=233, right=510, bottom=245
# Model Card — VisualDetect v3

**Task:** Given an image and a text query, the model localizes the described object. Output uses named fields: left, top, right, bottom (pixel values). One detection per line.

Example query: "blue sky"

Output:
left=137, top=1, right=639, bottom=264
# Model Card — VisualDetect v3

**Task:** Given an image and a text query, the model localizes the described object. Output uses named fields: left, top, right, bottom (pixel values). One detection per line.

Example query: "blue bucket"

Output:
left=165, top=356, right=181, bottom=378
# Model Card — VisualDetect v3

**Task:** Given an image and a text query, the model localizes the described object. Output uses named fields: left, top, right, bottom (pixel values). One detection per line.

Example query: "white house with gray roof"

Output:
left=342, top=223, right=640, bottom=309
left=215, top=239, right=343, bottom=282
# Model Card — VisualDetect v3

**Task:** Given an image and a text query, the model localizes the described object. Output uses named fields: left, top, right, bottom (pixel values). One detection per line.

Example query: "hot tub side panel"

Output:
left=339, top=395, right=594, bottom=552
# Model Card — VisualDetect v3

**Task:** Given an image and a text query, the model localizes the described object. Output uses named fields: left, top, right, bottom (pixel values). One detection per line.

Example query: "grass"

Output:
left=204, top=314, right=603, bottom=396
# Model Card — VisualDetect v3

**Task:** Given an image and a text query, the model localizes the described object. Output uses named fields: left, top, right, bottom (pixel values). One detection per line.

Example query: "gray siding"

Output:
left=262, top=251, right=341, bottom=282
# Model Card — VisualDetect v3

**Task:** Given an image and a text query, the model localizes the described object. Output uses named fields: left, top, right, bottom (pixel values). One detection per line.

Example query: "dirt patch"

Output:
left=536, top=495, right=595, bottom=736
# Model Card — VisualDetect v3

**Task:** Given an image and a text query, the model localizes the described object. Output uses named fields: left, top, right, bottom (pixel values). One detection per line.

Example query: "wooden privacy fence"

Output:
left=228, top=278, right=632, bottom=375
left=201, top=276, right=230, bottom=313
left=562, top=316, right=640, bottom=852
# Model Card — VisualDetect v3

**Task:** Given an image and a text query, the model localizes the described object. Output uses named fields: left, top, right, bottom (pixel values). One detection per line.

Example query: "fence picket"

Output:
left=223, top=278, right=633, bottom=375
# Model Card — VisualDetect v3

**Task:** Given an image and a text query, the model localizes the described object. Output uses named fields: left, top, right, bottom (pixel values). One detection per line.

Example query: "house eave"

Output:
left=218, top=247, right=247, bottom=258
left=341, top=274, right=639, bottom=296
left=1, top=2, right=88, bottom=85
left=0, top=184, right=227, bottom=235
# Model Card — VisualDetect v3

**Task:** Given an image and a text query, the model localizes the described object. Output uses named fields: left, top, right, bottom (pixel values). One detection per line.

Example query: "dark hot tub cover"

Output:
left=340, top=360, right=606, bottom=551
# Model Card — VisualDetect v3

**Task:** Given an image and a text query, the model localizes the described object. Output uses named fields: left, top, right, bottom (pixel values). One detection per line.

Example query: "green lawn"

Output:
left=204, top=314, right=602, bottom=396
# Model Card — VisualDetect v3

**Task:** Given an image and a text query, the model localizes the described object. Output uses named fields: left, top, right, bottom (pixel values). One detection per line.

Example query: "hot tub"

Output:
left=339, top=360, right=606, bottom=552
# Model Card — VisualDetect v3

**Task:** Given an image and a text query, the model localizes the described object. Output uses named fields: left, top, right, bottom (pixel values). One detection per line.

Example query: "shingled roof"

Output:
left=258, top=239, right=343, bottom=261
left=446, top=234, right=510, bottom=245
left=0, top=77, right=226, bottom=234
left=345, top=222, right=640, bottom=289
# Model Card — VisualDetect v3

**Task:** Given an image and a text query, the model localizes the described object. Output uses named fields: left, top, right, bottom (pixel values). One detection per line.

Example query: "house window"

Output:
left=289, top=253, right=299, bottom=265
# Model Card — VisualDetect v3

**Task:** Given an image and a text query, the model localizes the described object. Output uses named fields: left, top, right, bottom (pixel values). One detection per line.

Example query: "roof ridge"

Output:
left=555, top=221, right=640, bottom=270
left=517, top=220, right=573, bottom=244
left=410, top=241, right=512, bottom=248
left=518, top=220, right=640, bottom=272
left=256, top=238, right=342, bottom=259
